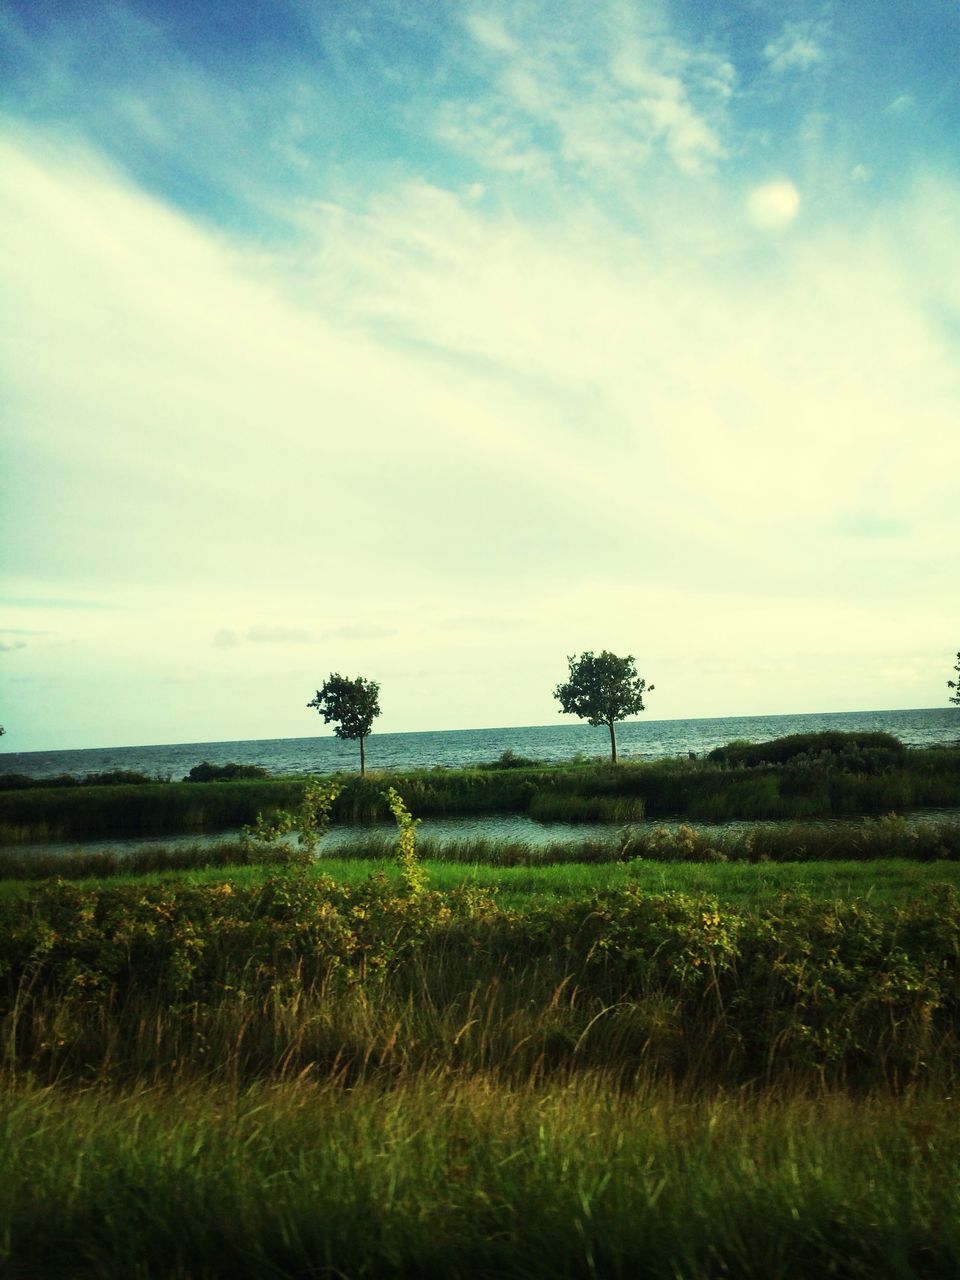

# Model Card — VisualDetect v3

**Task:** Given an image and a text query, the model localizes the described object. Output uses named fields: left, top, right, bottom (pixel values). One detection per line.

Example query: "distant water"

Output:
left=2, top=707, right=957, bottom=781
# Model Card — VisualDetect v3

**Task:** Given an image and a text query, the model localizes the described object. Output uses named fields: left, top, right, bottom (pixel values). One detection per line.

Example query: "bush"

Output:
left=1, top=876, right=957, bottom=1088
left=184, top=762, right=270, bottom=782
left=708, top=731, right=906, bottom=769
left=480, top=749, right=543, bottom=770
left=0, top=770, right=157, bottom=790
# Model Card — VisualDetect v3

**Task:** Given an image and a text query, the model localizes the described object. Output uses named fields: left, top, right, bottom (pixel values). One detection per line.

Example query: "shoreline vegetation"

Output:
left=2, top=730, right=959, bottom=844
left=3, top=730, right=960, bottom=1276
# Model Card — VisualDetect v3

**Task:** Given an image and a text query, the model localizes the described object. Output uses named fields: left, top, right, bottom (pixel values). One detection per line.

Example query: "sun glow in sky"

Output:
left=1, top=0, right=958, bottom=751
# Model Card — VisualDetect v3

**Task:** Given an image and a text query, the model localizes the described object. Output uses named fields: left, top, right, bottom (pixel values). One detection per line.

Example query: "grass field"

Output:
left=3, top=848, right=958, bottom=912
left=2, top=747, right=959, bottom=1276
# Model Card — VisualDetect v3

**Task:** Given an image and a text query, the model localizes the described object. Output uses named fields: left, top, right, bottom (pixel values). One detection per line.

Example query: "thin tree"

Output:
left=949, top=652, right=960, bottom=706
left=307, top=674, right=381, bottom=775
left=554, top=650, right=654, bottom=764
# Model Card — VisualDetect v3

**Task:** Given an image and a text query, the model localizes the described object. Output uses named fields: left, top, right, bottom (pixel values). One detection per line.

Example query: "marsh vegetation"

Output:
left=2, top=732, right=958, bottom=843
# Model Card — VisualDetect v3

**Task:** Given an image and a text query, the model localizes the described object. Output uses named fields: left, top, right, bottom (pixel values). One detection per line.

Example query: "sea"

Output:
left=2, top=707, right=957, bottom=781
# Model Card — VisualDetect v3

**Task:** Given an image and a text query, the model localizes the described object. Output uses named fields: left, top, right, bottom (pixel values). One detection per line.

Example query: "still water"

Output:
left=16, top=809, right=960, bottom=863
left=3, top=707, right=957, bottom=781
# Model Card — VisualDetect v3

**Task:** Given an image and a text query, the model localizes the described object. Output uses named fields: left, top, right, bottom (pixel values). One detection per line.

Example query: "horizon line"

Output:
left=1, top=705, right=953, bottom=757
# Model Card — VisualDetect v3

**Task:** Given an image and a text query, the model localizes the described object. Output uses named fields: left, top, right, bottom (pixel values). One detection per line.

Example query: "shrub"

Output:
left=243, top=778, right=343, bottom=856
left=2, top=877, right=957, bottom=1087
left=480, top=749, right=543, bottom=770
left=184, top=762, right=270, bottom=782
left=708, top=731, right=906, bottom=769
left=384, top=787, right=426, bottom=896
left=0, top=771, right=157, bottom=790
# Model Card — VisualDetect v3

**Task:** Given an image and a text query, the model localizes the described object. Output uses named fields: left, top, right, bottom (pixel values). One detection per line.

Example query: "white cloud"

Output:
left=763, top=21, right=827, bottom=73
left=746, top=179, right=801, bottom=228
left=465, top=12, right=517, bottom=55
left=434, top=103, right=551, bottom=179
left=610, top=52, right=725, bottom=174
left=1, top=104, right=958, bottom=745
left=448, top=2, right=732, bottom=186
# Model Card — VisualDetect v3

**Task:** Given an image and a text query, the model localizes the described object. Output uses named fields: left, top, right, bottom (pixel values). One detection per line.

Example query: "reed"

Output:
left=3, top=744, right=959, bottom=842
left=0, top=779, right=306, bottom=843
left=0, top=840, right=309, bottom=881
left=2, top=814, right=959, bottom=882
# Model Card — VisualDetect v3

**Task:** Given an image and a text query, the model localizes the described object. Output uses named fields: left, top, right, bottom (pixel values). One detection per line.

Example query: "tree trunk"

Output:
left=359, top=734, right=366, bottom=776
left=608, top=720, right=618, bottom=764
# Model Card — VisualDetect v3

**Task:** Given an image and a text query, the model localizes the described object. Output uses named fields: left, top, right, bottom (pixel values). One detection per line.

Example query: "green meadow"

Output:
left=2, top=734, right=959, bottom=1276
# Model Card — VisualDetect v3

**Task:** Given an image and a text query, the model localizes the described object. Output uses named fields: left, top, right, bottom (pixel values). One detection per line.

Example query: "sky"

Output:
left=1, top=0, right=958, bottom=752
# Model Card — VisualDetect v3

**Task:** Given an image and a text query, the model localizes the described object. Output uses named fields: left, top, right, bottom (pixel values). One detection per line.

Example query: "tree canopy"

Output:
left=554, top=650, right=653, bottom=763
left=949, top=652, right=960, bottom=706
left=307, top=674, right=381, bottom=775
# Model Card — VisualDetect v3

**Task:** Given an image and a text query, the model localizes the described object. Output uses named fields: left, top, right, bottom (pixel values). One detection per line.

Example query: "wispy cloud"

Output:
left=1, top=0, right=958, bottom=747
left=441, top=3, right=733, bottom=189
left=214, top=628, right=313, bottom=648
left=247, top=627, right=314, bottom=646
left=763, top=20, right=829, bottom=74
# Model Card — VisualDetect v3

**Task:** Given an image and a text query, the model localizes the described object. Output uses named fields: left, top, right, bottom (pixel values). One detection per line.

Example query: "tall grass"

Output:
left=2, top=872, right=957, bottom=1090
left=3, top=744, right=959, bottom=842
left=0, top=778, right=306, bottom=843
left=1, top=1078, right=958, bottom=1278
left=0, top=840, right=309, bottom=882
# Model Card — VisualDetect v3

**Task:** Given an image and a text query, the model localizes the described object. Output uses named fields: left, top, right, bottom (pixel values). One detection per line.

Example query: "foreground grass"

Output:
left=2, top=1078, right=958, bottom=1279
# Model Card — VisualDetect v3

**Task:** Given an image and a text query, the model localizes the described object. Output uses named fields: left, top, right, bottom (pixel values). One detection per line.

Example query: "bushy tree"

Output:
left=307, top=674, right=381, bottom=775
left=949, top=652, right=960, bottom=706
left=554, top=650, right=654, bottom=763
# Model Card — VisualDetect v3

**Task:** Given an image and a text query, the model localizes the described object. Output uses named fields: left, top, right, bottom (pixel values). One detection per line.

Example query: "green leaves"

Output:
left=243, top=778, right=343, bottom=856
left=384, top=786, right=426, bottom=897
left=308, top=674, right=381, bottom=740
left=554, top=651, right=653, bottom=726
left=554, top=650, right=654, bottom=762
left=307, top=673, right=381, bottom=774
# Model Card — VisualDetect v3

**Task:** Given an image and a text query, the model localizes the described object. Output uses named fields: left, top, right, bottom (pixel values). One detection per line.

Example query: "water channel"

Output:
left=11, top=808, right=960, bottom=861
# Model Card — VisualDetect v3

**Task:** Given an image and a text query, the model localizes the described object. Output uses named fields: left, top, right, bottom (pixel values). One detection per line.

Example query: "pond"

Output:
left=11, top=808, right=960, bottom=860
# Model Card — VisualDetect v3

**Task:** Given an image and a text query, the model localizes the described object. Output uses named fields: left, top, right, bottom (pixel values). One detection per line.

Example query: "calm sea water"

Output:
left=2, top=707, right=957, bottom=780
